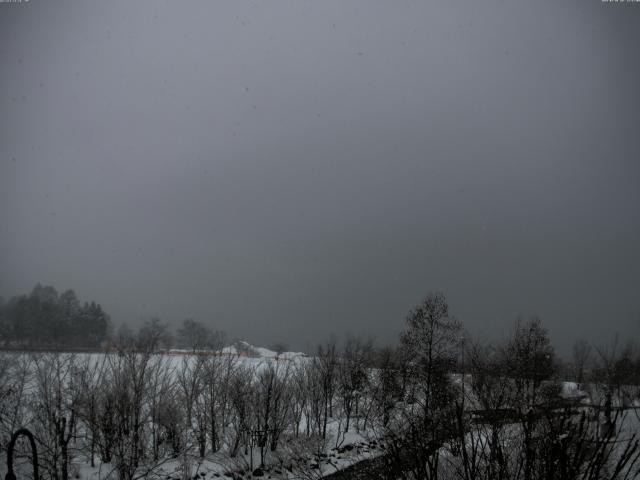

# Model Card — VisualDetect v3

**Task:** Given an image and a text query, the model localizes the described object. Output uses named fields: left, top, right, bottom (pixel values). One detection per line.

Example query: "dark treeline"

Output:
left=0, top=284, right=110, bottom=349
left=0, top=285, right=273, bottom=353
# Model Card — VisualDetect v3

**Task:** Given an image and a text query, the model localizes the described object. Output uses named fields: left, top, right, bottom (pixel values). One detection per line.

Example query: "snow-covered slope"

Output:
left=219, top=340, right=307, bottom=359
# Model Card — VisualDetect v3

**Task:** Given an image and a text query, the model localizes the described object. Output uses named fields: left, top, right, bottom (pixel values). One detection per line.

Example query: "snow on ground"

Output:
left=63, top=416, right=383, bottom=480
left=0, top=345, right=376, bottom=480
left=4, top=347, right=639, bottom=479
left=170, top=340, right=308, bottom=361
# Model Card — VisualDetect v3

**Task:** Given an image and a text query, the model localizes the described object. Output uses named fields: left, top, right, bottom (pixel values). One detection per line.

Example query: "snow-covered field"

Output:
left=0, top=343, right=387, bottom=480
left=3, top=344, right=640, bottom=480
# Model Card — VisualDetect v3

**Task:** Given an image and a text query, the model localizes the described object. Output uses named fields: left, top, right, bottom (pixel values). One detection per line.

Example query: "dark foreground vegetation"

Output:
left=1, top=287, right=640, bottom=480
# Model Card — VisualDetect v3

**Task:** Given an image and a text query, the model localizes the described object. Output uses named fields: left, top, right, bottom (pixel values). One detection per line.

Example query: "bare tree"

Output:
left=337, top=337, right=372, bottom=433
left=290, top=362, right=310, bottom=438
left=136, top=318, right=173, bottom=352
left=369, top=347, right=401, bottom=429
left=76, top=354, right=110, bottom=468
left=146, top=354, right=174, bottom=462
left=176, top=354, right=206, bottom=479
left=570, top=339, right=592, bottom=387
left=317, top=338, right=338, bottom=439
left=388, top=292, right=461, bottom=480
left=107, top=327, right=171, bottom=480
left=229, top=364, right=254, bottom=458
left=590, top=337, right=640, bottom=439
left=176, top=319, right=223, bottom=352
left=500, top=317, right=557, bottom=480
left=0, top=353, right=32, bottom=453
left=32, top=353, right=81, bottom=480
left=199, top=337, right=234, bottom=453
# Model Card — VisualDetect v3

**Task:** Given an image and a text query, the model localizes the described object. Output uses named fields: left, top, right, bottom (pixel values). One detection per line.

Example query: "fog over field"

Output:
left=1, top=0, right=639, bottom=352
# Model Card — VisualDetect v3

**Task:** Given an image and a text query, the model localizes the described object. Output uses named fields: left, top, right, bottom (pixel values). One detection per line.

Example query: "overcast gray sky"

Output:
left=1, top=0, right=639, bottom=353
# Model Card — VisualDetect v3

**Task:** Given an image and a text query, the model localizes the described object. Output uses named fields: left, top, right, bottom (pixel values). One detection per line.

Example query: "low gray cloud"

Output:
left=1, top=0, right=639, bottom=352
